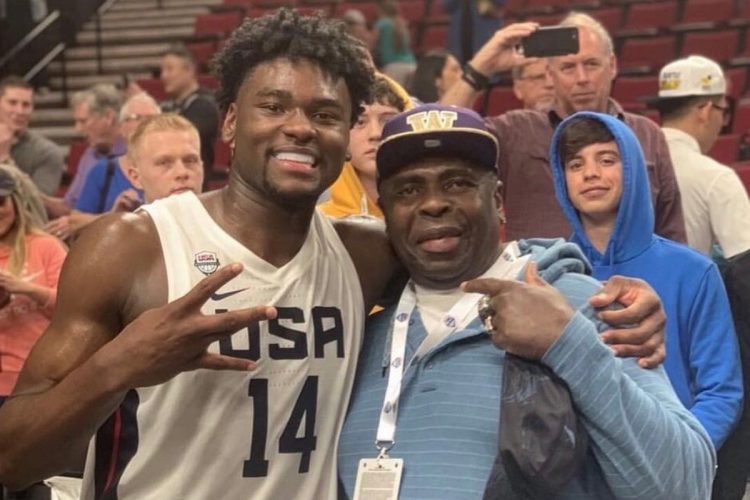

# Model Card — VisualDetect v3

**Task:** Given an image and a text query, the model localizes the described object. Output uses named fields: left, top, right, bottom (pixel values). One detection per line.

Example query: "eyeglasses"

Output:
left=121, top=113, right=148, bottom=123
left=710, top=102, right=732, bottom=126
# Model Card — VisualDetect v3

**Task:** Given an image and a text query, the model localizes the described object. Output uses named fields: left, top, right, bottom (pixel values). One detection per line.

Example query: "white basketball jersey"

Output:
left=80, top=192, right=365, bottom=500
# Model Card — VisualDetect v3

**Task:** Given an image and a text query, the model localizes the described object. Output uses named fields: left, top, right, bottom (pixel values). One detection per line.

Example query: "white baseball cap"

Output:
left=658, top=55, right=726, bottom=98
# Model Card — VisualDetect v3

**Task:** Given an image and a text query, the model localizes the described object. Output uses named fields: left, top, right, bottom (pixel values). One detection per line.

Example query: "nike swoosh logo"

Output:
left=209, top=288, right=248, bottom=301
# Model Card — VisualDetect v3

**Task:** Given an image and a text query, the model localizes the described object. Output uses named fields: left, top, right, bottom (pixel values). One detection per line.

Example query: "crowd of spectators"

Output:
left=0, top=4, right=749, bottom=500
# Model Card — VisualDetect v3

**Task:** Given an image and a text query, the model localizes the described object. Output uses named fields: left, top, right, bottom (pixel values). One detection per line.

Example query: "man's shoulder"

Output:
left=489, top=108, right=550, bottom=128
left=16, top=130, right=62, bottom=155
left=191, top=89, right=219, bottom=108
left=622, top=110, right=662, bottom=137
left=652, top=236, right=716, bottom=271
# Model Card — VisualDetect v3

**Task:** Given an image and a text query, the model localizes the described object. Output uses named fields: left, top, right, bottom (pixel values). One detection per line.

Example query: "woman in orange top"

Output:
left=0, top=165, right=66, bottom=402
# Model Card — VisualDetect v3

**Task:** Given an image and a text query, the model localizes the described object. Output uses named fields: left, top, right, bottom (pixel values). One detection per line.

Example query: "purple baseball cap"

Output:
left=376, top=103, right=499, bottom=181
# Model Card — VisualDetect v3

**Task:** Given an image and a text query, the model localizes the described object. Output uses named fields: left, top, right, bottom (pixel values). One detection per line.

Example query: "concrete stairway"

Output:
left=31, top=0, right=224, bottom=150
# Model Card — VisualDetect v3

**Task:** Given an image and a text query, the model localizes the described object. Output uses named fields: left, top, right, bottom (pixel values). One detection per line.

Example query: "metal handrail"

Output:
left=0, top=9, right=61, bottom=70
left=25, top=42, right=66, bottom=81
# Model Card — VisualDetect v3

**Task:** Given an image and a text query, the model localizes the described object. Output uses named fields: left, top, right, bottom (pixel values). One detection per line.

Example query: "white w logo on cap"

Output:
left=405, top=110, right=459, bottom=132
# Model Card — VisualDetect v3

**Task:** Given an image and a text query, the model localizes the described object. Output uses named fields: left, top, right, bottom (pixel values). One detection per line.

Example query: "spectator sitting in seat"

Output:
left=512, top=59, right=555, bottom=112
left=45, top=92, right=160, bottom=240
left=160, top=43, right=220, bottom=187
left=319, top=75, right=411, bottom=218
left=410, top=49, right=462, bottom=104
left=0, top=76, right=64, bottom=196
left=42, top=84, right=124, bottom=223
left=125, top=113, right=204, bottom=204
left=0, top=164, right=66, bottom=407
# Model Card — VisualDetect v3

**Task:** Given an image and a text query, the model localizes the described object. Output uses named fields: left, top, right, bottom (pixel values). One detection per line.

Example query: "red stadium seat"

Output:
left=66, top=140, right=88, bottom=180
left=726, top=67, right=747, bottom=100
left=524, top=0, right=568, bottom=13
left=475, top=86, right=523, bottom=117
left=680, top=30, right=740, bottom=63
left=619, top=35, right=677, bottom=72
left=427, top=0, right=449, bottom=21
left=186, top=41, right=217, bottom=71
left=136, top=78, right=167, bottom=102
left=505, top=0, right=527, bottom=16
left=198, top=74, right=219, bottom=90
left=709, top=133, right=740, bottom=164
left=612, top=75, right=659, bottom=110
left=194, top=11, right=244, bottom=37
left=419, top=24, right=449, bottom=51
left=621, top=1, right=678, bottom=31
left=680, top=0, right=736, bottom=24
left=524, top=12, right=564, bottom=26
left=639, top=108, right=662, bottom=125
left=731, top=161, right=750, bottom=193
left=732, top=98, right=750, bottom=134
left=588, top=7, right=623, bottom=34
left=214, top=139, right=232, bottom=173
left=399, top=0, right=424, bottom=22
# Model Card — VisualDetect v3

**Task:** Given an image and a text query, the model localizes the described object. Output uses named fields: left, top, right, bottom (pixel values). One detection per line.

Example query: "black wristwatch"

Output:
left=462, top=62, right=490, bottom=91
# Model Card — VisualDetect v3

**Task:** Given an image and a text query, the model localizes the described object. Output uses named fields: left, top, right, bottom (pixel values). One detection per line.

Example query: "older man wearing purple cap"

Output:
left=337, top=103, right=714, bottom=500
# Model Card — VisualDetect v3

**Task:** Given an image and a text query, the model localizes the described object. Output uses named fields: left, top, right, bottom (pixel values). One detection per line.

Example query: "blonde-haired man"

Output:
left=125, top=113, right=204, bottom=203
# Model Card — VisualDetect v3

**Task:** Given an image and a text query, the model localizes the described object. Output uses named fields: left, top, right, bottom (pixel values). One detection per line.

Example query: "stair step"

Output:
left=49, top=72, right=152, bottom=91
left=107, top=0, right=222, bottom=13
left=64, top=43, right=171, bottom=60
left=48, top=56, right=163, bottom=76
left=83, top=16, right=197, bottom=31
left=76, top=25, right=194, bottom=44
left=97, top=5, right=209, bottom=21
left=30, top=108, right=73, bottom=127
left=33, top=91, right=68, bottom=108
left=30, top=126, right=78, bottom=146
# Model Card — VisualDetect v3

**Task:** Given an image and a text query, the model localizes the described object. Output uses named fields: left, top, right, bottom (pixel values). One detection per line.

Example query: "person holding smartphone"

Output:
left=441, top=13, right=687, bottom=246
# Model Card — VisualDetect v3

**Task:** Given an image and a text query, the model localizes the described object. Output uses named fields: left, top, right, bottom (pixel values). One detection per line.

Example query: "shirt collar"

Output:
left=661, top=127, right=701, bottom=153
left=548, top=98, right=626, bottom=127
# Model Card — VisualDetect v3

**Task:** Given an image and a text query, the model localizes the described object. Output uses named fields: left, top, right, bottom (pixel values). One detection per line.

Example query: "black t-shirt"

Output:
left=162, top=88, right=220, bottom=173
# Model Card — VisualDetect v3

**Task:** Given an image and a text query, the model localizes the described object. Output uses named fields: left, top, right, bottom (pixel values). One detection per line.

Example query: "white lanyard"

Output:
left=375, top=282, right=484, bottom=451
left=374, top=242, right=531, bottom=453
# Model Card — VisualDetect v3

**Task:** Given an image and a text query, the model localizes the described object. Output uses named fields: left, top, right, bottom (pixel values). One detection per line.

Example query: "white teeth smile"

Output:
left=274, top=152, right=315, bottom=165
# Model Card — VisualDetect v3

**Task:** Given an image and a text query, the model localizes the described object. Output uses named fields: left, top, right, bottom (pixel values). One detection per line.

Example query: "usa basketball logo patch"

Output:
left=194, top=251, right=220, bottom=275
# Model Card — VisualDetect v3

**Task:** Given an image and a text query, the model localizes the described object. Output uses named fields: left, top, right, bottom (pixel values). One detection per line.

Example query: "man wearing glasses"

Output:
left=49, top=92, right=161, bottom=239
left=511, top=59, right=555, bottom=113
left=656, top=55, right=750, bottom=259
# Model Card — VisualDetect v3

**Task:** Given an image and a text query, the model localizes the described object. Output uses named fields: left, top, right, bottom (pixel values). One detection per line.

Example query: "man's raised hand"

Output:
left=97, top=263, right=276, bottom=390
left=462, top=263, right=574, bottom=360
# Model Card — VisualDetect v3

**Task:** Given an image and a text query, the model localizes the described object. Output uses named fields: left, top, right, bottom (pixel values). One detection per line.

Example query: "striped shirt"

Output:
left=338, top=239, right=715, bottom=499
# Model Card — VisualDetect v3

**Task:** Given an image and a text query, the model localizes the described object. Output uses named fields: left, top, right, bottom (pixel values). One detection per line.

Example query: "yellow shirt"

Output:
left=318, top=73, right=413, bottom=220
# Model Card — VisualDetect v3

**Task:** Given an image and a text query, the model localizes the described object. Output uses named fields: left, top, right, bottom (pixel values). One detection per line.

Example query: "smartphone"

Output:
left=519, top=26, right=579, bottom=58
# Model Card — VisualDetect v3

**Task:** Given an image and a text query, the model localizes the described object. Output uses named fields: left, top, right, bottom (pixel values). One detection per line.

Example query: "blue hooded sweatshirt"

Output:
left=549, top=111, right=742, bottom=449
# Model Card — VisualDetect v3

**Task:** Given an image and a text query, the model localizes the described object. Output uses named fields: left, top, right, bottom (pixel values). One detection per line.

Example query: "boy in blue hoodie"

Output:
left=550, top=111, right=743, bottom=450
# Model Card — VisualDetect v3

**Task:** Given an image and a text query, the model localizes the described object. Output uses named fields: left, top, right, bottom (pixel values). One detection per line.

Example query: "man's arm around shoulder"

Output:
left=333, top=216, right=400, bottom=311
left=545, top=274, right=715, bottom=500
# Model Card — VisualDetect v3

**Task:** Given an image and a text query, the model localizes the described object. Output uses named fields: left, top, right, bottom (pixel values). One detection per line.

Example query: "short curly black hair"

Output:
left=212, top=9, right=374, bottom=124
